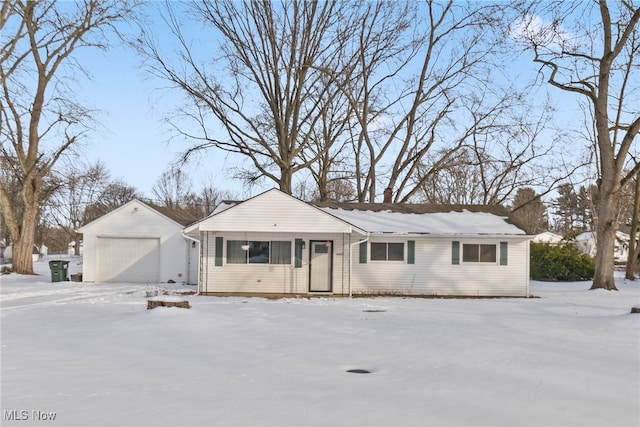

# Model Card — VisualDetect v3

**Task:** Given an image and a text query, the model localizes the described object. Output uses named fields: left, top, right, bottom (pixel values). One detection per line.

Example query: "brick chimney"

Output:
left=383, top=187, right=393, bottom=203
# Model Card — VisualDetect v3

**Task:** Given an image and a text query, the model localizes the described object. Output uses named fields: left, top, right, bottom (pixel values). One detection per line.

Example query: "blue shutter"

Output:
left=407, top=240, right=415, bottom=264
left=294, top=239, right=303, bottom=268
left=500, top=242, right=508, bottom=265
left=215, top=237, right=223, bottom=267
left=452, top=241, right=460, bottom=265
left=359, top=241, right=367, bottom=263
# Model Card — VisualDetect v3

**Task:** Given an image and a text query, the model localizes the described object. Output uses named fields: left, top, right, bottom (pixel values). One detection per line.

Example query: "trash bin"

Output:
left=49, top=260, right=69, bottom=282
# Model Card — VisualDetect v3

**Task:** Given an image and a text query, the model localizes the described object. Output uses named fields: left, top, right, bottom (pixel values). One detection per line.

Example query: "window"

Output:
left=270, top=241, right=292, bottom=264
left=370, top=242, right=404, bottom=261
left=462, top=244, right=496, bottom=263
left=226, top=240, right=291, bottom=264
left=227, top=240, right=247, bottom=264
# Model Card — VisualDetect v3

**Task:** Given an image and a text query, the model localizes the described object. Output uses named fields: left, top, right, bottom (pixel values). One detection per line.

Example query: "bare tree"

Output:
left=298, top=81, right=355, bottom=202
left=83, top=180, right=141, bottom=224
left=137, top=0, right=349, bottom=194
left=325, top=1, right=420, bottom=202
left=183, top=184, right=235, bottom=219
left=415, top=147, right=483, bottom=204
left=381, top=1, right=506, bottom=203
left=1, top=154, right=58, bottom=250
left=137, top=1, right=560, bottom=206
left=46, top=160, right=110, bottom=255
left=0, top=1, right=136, bottom=274
left=415, top=87, right=579, bottom=207
left=316, top=1, right=561, bottom=204
left=514, top=0, right=640, bottom=290
left=151, top=167, right=193, bottom=210
left=0, top=155, right=23, bottom=248
left=151, top=167, right=233, bottom=219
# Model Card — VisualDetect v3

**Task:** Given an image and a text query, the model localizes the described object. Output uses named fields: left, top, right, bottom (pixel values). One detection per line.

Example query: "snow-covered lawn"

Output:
left=1, top=257, right=639, bottom=427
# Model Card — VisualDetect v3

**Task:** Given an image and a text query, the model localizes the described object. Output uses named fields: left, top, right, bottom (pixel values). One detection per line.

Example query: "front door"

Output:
left=309, top=240, right=333, bottom=292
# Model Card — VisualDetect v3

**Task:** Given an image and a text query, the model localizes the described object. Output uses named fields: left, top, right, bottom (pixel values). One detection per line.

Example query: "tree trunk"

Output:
left=11, top=175, right=41, bottom=275
left=590, top=31, right=620, bottom=291
left=74, top=231, right=82, bottom=256
left=591, top=176, right=619, bottom=290
left=1, top=2, right=134, bottom=275
left=279, top=167, right=293, bottom=195
left=626, top=176, right=640, bottom=280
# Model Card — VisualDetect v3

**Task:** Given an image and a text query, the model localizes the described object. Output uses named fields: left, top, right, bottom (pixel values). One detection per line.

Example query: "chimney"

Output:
left=383, top=187, right=393, bottom=203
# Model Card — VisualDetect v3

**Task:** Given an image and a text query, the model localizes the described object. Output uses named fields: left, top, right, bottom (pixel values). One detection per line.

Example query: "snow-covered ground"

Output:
left=1, top=256, right=639, bottom=427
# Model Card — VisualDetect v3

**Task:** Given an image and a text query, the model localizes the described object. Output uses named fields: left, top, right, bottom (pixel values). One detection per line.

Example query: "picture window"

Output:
left=227, top=240, right=291, bottom=264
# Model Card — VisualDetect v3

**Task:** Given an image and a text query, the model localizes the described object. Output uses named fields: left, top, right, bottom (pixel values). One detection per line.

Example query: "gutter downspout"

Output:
left=526, top=237, right=531, bottom=297
left=348, top=234, right=369, bottom=298
left=182, top=233, right=201, bottom=296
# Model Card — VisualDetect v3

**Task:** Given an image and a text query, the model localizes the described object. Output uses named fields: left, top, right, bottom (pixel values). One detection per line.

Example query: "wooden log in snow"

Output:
left=147, top=298, right=190, bottom=310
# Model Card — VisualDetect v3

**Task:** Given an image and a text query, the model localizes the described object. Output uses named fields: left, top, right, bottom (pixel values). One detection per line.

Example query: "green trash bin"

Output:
left=49, top=260, right=69, bottom=282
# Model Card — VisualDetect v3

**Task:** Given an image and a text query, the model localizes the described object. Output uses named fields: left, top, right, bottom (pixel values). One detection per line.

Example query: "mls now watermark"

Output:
left=3, top=409, right=57, bottom=421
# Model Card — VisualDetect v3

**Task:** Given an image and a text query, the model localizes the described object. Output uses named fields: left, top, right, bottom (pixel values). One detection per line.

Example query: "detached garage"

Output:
left=78, top=199, right=200, bottom=284
left=95, top=237, right=160, bottom=283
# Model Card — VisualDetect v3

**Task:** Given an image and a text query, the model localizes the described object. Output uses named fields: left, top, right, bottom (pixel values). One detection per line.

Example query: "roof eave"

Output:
left=367, top=232, right=531, bottom=238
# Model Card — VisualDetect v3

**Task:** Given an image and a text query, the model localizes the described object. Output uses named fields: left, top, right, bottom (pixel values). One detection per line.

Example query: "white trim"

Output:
left=182, top=233, right=201, bottom=295
left=349, top=235, right=369, bottom=298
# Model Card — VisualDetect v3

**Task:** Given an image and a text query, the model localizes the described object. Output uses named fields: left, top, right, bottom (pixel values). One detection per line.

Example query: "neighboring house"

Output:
left=573, top=230, right=632, bottom=263
left=184, top=189, right=531, bottom=297
left=78, top=199, right=201, bottom=284
left=67, top=240, right=83, bottom=256
left=532, top=231, right=563, bottom=245
left=3, top=244, right=40, bottom=263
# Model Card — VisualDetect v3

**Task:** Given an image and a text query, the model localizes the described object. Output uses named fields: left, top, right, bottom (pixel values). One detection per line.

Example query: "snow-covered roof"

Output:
left=317, top=206, right=526, bottom=235
left=185, top=189, right=527, bottom=236
left=532, top=231, right=563, bottom=244
left=574, top=230, right=631, bottom=241
left=210, top=201, right=239, bottom=215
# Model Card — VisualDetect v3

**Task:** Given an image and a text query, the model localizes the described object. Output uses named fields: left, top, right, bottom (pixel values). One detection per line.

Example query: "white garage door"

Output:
left=96, top=237, right=160, bottom=283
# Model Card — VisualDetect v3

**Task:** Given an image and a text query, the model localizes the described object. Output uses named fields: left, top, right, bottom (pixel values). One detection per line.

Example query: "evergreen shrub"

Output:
left=530, top=242, right=595, bottom=281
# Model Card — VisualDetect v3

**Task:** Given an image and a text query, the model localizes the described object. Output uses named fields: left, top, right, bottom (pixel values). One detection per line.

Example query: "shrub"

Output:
left=530, top=242, right=595, bottom=281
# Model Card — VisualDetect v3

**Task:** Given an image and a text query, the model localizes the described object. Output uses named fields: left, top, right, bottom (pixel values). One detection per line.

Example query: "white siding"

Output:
left=351, top=236, right=530, bottom=297
left=192, top=190, right=530, bottom=297
left=199, top=232, right=530, bottom=297
left=196, top=189, right=358, bottom=234
left=200, top=232, right=351, bottom=295
left=80, top=200, right=189, bottom=284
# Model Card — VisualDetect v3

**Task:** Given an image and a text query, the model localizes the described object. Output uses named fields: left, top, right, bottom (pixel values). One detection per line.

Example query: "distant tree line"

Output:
left=22, top=162, right=235, bottom=255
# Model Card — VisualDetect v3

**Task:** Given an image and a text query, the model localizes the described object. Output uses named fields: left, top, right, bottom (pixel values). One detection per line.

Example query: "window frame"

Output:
left=370, top=242, right=405, bottom=262
left=226, top=240, right=292, bottom=265
left=461, top=243, right=497, bottom=263
left=270, top=240, right=292, bottom=264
